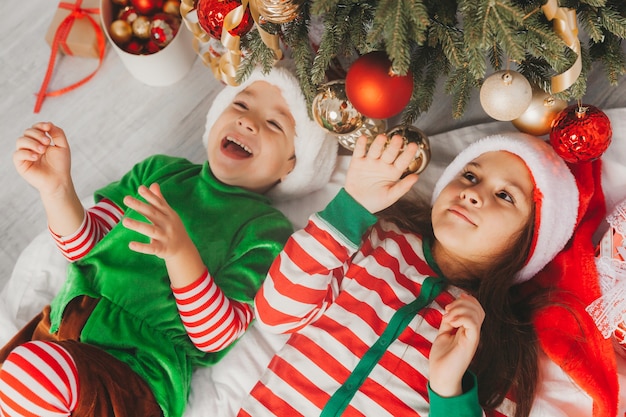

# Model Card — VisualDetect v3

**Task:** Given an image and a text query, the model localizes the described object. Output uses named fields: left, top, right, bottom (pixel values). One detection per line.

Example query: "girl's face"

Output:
left=431, top=151, right=534, bottom=277
left=206, top=81, right=297, bottom=194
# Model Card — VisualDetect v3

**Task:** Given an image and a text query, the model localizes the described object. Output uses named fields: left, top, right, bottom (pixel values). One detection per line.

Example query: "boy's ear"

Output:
left=280, top=154, right=296, bottom=182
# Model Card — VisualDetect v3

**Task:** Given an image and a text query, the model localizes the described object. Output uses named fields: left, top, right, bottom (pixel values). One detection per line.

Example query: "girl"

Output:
left=240, top=132, right=580, bottom=417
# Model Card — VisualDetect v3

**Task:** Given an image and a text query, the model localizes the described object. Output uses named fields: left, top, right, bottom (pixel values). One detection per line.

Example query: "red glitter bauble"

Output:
left=150, top=13, right=180, bottom=47
left=196, top=0, right=254, bottom=40
left=549, top=104, right=612, bottom=163
left=130, top=0, right=164, bottom=15
left=345, top=51, right=413, bottom=120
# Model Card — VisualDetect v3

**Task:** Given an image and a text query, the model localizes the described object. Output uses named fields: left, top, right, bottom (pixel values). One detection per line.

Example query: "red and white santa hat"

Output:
left=203, top=61, right=338, bottom=201
left=431, top=132, right=579, bottom=283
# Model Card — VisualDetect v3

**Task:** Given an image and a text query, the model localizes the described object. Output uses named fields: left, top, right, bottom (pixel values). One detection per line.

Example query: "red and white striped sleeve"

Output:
left=172, top=269, right=253, bottom=352
left=253, top=215, right=352, bottom=334
left=49, top=198, right=124, bottom=262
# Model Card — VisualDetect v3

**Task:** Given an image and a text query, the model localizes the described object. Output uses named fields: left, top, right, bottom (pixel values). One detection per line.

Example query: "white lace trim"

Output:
left=586, top=199, right=626, bottom=339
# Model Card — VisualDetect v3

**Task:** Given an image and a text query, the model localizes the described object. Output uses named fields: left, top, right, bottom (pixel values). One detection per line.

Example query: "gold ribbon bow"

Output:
left=541, top=0, right=582, bottom=93
left=181, top=0, right=282, bottom=86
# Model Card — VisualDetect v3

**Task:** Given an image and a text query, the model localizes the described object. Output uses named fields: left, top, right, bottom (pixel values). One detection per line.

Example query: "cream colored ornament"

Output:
left=480, top=70, right=532, bottom=121
left=312, top=80, right=365, bottom=135
left=336, top=118, right=387, bottom=151
left=256, top=0, right=302, bottom=24
left=385, top=125, right=431, bottom=175
left=512, top=85, right=568, bottom=136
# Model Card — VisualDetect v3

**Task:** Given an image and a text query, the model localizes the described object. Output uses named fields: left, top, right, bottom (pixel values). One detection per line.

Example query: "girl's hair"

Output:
left=378, top=195, right=545, bottom=417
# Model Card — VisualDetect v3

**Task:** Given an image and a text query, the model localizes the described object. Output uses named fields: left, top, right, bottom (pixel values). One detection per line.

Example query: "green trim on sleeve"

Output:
left=428, top=372, right=482, bottom=417
left=316, top=188, right=378, bottom=247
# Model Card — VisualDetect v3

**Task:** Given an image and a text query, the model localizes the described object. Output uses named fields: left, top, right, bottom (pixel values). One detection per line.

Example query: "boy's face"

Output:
left=431, top=151, right=534, bottom=273
left=206, top=80, right=297, bottom=194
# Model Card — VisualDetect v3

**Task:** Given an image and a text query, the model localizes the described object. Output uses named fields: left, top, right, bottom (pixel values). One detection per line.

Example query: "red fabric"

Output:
left=526, top=159, right=618, bottom=417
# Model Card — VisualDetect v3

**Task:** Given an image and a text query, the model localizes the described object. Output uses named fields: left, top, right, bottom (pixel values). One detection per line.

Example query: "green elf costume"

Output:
left=0, top=65, right=338, bottom=417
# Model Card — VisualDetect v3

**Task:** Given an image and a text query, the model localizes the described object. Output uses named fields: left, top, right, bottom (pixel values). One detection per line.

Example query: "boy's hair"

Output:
left=203, top=63, right=338, bottom=201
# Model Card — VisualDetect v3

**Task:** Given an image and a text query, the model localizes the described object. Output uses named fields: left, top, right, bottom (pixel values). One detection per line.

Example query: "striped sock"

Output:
left=0, top=341, right=79, bottom=417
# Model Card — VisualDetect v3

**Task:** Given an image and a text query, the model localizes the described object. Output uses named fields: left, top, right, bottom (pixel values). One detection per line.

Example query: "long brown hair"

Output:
left=378, top=195, right=543, bottom=417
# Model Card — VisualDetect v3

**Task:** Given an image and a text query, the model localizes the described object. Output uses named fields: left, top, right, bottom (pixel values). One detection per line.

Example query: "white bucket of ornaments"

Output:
left=100, top=0, right=196, bottom=86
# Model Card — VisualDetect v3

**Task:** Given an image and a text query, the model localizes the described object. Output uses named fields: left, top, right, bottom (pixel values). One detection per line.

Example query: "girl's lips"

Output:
left=448, top=206, right=476, bottom=226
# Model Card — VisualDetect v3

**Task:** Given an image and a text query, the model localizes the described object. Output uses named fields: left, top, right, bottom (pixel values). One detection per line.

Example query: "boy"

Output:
left=0, top=65, right=337, bottom=417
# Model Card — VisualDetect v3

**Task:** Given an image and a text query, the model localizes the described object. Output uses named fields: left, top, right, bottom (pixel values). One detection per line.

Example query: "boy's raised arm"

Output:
left=13, top=122, right=85, bottom=236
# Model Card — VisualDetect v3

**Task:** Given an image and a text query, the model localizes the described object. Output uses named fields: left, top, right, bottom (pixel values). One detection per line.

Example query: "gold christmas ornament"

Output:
left=132, top=15, right=152, bottom=39
left=512, top=85, right=568, bottom=136
left=480, top=70, right=532, bottom=121
left=255, top=0, right=302, bottom=24
left=312, top=80, right=365, bottom=135
left=110, top=19, right=133, bottom=45
left=385, top=125, right=431, bottom=175
left=163, top=0, right=182, bottom=16
left=336, top=118, right=387, bottom=151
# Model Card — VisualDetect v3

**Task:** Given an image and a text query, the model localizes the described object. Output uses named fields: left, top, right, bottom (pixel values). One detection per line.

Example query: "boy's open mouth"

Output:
left=222, top=137, right=253, bottom=158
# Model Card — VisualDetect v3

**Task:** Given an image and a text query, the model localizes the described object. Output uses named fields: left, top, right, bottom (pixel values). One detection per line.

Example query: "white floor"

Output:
left=2, top=0, right=626, bottom=290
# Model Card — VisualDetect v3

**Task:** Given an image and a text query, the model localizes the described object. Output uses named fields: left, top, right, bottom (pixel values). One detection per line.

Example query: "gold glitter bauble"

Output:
left=256, top=0, right=302, bottom=24
left=512, top=85, right=568, bottom=136
left=385, top=125, right=431, bottom=174
left=480, top=70, right=532, bottom=121
left=110, top=19, right=133, bottom=45
left=312, top=80, right=365, bottom=135
left=132, top=16, right=152, bottom=40
left=336, top=118, right=387, bottom=151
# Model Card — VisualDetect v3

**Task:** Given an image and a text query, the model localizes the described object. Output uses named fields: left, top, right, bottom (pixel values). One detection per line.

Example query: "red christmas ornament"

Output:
left=196, top=0, right=254, bottom=40
left=150, top=13, right=180, bottom=47
left=130, top=0, right=164, bottom=15
left=118, top=6, right=139, bottom=24
left=549, top=104, right=612, bottom=163
left=123, top=39, right=145, bottom=54
left=145, top=39, right=162, bottom=54
left=345, top=51, right=413, bottom=120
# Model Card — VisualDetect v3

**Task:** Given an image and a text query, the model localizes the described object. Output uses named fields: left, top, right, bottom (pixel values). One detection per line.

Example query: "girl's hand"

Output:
left=429, top=293, right=485, bottom=397
left=13, top=122, right=72, bottom=195
left=122, top=183, right=194, bottom=260
left=344, top=134, right=419, bottom=213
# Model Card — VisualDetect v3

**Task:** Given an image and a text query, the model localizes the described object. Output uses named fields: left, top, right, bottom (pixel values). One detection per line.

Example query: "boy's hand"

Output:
left=13, top=122, right=72, bottom=195
left=344, top=134, right=419, bottom=213
left=122, top=183, right=194, bottom=260
left=428, top=293, right=485, bottom=397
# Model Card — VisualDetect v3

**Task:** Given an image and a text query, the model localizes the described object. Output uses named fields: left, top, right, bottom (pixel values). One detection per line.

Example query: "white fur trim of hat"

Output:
left=431, top=133, right=579, bottom=283
left=203, top=62, right=338, bottom=201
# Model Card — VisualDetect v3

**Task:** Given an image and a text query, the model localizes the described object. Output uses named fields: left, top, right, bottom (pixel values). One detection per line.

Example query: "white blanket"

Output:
left=3, top=113, right=626, bottom=416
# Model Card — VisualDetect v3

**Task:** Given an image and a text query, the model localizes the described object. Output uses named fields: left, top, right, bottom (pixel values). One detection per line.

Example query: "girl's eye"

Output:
left=496, top=191, right=514, bottom=203
left=233, top=101, right=248, bottom=110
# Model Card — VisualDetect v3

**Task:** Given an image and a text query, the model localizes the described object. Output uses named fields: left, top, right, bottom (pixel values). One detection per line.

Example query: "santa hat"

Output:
left=528, top=159, right=618, bottom=417
left=431, top=132, right=579, bottom=284
left=203, top=62, right=338, bottom=201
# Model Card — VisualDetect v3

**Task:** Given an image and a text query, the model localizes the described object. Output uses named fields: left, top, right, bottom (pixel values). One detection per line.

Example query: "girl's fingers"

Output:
left=352, top=135, right=369, bottom=158
left=366, top=134, right=388, bottom=159
left=379, top=135, right=404, bottom=164
left=393, top=142, right=419, bottom=171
